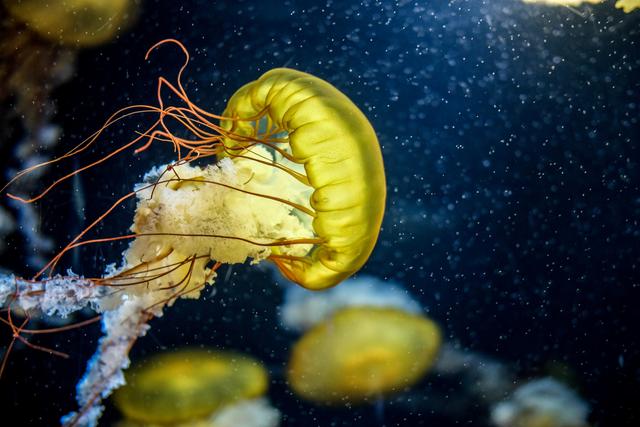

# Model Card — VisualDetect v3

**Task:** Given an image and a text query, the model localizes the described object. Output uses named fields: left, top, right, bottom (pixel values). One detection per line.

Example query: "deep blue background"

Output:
left=1, top=0, right=639, bottom=425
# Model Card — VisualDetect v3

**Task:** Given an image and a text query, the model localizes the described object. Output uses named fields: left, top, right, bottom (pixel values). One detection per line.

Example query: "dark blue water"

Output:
left=1, top=0, right=639, bottom=425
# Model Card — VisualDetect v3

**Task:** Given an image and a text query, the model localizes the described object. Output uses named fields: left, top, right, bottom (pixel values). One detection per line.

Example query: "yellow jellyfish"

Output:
left=113, top=349, right=269, bottom=425
left=287, top=307, right=442, bottom=404
left=220, top=68, right=386, bottom=290
left=1, top=39, right=386, bottom=425
left=4, top=0, right=138, bottom=47
left=615, top=0, right=640, bottom=12
left=5, top=39, right=386, bottom=294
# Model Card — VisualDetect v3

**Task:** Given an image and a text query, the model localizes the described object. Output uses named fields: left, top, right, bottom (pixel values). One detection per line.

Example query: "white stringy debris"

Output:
left=0, top=272, right=104, bottom=317
left=61, top=293, right=163, bottom=427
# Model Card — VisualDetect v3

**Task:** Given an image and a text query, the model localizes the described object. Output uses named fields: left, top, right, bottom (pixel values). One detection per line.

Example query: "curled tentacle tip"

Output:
left=144, top=38, right=188, bottom=61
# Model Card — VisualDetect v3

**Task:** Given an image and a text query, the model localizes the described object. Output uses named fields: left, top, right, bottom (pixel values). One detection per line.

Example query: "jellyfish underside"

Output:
left=4, top=0, right=137, bottom=46
left=287, top=307, right=442, bottom=404
left=113, top=349, right=268, bottom=424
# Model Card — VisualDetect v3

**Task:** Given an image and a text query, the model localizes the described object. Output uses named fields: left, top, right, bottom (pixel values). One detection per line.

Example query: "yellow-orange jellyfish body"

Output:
left=615, top=0, right=640, bottom=12
left=113, top=349, right=268, bottom=424
left=4, top=0, right=137, bottom=47
left=221, top=68, right=386, bottom=290
left=287, top=307, right=441, bottom=404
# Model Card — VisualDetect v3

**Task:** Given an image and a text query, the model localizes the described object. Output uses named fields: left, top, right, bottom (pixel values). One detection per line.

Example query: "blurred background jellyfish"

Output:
left=281, top=276, right=441, bottom=404
left=0, top=0, right=140, bottom=268
left=4, top=0, right=139, bottom=47
left=490, top=378, right=590, bottom=427
left=281, top=276, right=592, bottom=424
left=521, top=0, right=603, bottom=6
left=112, top=348, right=280, bottom=427
left=288, top=306, right=442, bottom=405
left=615, top=0, right=640, bottom=12
left=0, top=40, right=386, bottom=426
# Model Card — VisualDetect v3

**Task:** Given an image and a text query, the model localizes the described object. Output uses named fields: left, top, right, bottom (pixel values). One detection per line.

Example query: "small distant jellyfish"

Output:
left=112, top=348, right=279, bottom=427
left=491, top=377, right=590, bottom=427
left=287, top=306, right=442, bottom=404
left=1, top=39, right=386, bottom=427
left=280, top=277, right=440, bottom=404
left=615, top=0, right=640, bottom=12
left=4, top=0, right=138, bottom=47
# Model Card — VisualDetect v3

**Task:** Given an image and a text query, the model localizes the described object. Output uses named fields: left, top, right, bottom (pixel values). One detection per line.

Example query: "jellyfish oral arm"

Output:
left=61, top=293, right=160, bottom=427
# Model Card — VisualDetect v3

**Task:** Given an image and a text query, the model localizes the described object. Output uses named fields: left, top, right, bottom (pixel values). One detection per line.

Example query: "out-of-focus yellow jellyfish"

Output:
left=4, top=0, right=138, bottom=47
left=491, top=378, right=590, bottom=427
left=113, top=349, right=268, bottom=425
left=615, top=0, right=640, bottom=12
left=521, top=0, right=603, bottom=6
left=1, top=39, right=385, bottom=426
left=287, top=307, right=442, bottom=404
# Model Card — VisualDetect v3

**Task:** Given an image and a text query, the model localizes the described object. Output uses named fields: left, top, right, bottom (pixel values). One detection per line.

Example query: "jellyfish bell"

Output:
left=287, top=306, right=442, bottom=404
left=280, top=275, right=441, bottom=403
left=96, top=65, right=385, bottom=302
left=113, top=349, right=269, bottom=425
left=221, top=68, right=387, bottom=290
left=102, top=145, right=317, bottom=307
left=4, top=0, right=138, bottom=47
